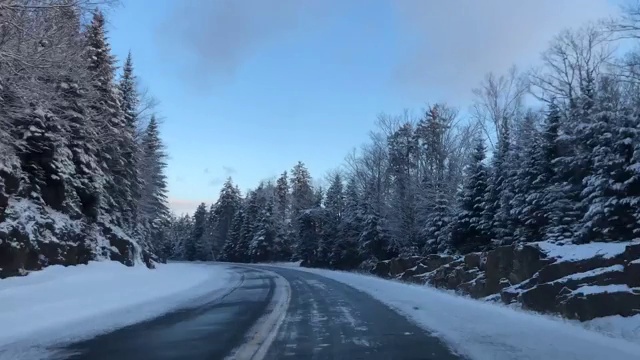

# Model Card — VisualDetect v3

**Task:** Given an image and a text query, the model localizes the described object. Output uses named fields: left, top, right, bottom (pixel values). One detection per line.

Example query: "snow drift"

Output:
left=0, top=261, right=234, bottom=358
left=283, top=265, right=640, bottom=360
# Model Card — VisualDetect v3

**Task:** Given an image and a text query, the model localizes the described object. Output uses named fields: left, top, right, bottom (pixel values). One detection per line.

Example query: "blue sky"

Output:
left=106, top=0, right=620, bottom=214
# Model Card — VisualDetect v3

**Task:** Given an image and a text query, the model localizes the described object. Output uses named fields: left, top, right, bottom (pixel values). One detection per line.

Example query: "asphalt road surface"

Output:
left=54, top=265, right=463, bottom=360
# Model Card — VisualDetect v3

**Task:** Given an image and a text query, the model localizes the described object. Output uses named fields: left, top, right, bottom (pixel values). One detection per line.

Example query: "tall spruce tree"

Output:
left=117, top=51, right=142, bottom=230
left=450, top=137, right=491, bottom=253
left=85, top=10, right=128, bottom=226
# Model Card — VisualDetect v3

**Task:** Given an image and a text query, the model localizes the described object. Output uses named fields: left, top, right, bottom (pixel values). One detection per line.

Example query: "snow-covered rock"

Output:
left=364, top=240, right=640, bottom=322
left=0, top=198, right=153, bottom=278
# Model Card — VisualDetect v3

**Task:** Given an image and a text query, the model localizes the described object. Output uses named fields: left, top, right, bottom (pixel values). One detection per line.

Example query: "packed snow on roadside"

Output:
left=0, top=261, right=234, bottom=356
left=284, top=266, right=640, bottom=360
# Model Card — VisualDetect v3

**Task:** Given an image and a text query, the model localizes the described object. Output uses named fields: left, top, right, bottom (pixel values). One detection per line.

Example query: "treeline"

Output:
left=167, top=13, right=640, bottom=269
left=0, top=1, right=169, bottom=273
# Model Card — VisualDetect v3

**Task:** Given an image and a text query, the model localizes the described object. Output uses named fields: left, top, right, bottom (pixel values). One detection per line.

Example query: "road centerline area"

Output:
left=47, top=265, right=463, bottom=360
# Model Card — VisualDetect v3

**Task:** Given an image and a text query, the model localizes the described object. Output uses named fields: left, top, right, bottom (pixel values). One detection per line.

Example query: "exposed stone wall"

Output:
left=368, top=242, right=640, bottom=321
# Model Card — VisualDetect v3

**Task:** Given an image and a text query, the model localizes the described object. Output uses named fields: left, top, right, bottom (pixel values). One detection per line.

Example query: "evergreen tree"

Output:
left=117, top=51, right=142, bottom=230
left=319, top=173, right=344, bottom=266
left=358, top=210, right=391, bottom=261
left=510, top=114, right=545, bottom=243
left=423, top=185, right=451, bottom=254
left=222, top=207, right=246, bottom=262
left=331, top=178, right=362, bottom=269
left=191, top=203, right=210, bottom=261
left=290, top=162, right=314, bottom=217
left=484, top=120, right=510, bottom=245
left=578, top=79, right=640, bottom=242
left=210, top=178, right=242, bottom=258
left=275, top=171, right=289, bottom=224
left=450, top=137, right=491, bottom=253
left=139, top=116, right=170, bottom=250
left=290, top=162, right=315, bottom=259
left=297, top=208, right=323, bottom=266
left=249, top=197, right=276, bottom=262
left=85, top=10, right=128, bottom=226
left=272, top=171, right=292, bottom=261
left=388, top=123, right=419, bottom=252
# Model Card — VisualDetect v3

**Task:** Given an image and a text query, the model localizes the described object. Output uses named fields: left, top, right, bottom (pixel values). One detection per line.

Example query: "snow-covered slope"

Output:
left=280, top=265, right=640, bottom=360
left=0, top=261, right=234, bottom=358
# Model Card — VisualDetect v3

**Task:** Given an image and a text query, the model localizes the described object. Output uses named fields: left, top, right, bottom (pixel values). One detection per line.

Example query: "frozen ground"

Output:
left=0, top=261, right=233, bottom=355
left=275, top=265, right=640, bottom=360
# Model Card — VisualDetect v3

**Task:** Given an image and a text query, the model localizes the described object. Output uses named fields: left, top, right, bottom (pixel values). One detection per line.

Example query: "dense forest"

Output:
left=5, top=1, right=640, bottom=277
left=0, top=1, right=170, bottom=276
left=167, top=6, right=640, bottom=270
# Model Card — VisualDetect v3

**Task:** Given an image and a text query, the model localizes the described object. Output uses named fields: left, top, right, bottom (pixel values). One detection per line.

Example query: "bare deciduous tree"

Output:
left=471, top=66, right=527, bottom=150
left=529, top=24, right=615, bottom=111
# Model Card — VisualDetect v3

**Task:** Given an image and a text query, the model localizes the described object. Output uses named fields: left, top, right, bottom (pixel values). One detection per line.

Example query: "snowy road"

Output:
left=55, top=265, right=462, bottom=360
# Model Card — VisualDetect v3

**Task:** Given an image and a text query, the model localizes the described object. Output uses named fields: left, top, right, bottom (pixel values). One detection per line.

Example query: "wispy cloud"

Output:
left=389, top=0, right=617, bottom=101
left=157, top=0, right=341, bottom=89
left=222, top=165, right=236, bottom=175
left=158, top=0, right=616, bottom=100
left=209, top=177, right=224, bottom=187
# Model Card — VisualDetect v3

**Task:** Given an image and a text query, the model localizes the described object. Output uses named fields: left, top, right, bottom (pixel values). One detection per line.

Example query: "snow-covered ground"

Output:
left=0, top=261, right=234, bottom=358
left=534, top=241, right=634, bottom=261
left=279, top=265, right=640, bottom=360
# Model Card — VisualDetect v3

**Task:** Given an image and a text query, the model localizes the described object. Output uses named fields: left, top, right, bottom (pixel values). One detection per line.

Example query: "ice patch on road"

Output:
left=305, top=279, right=328, bottom=290
left=335, top=305, right=367, bottom=332
left=279, top=266, right=640, bottom=360
left=0, top=261, right=234, bottom=357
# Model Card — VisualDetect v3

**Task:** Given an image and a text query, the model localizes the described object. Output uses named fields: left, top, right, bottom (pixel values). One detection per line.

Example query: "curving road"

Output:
left=54, top=265, right=463, bottom=360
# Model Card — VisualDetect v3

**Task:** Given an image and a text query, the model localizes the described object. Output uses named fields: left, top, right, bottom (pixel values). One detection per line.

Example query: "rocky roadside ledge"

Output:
left=367, top=241, right=640, bottom=322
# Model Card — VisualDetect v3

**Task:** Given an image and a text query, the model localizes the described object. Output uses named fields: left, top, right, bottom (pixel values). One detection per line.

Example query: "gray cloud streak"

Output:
left=222, top=166, right=237, bottom=175
left=158, top=0, right=617, bottom=100
left=389, top=0, right=617, bottom=102
left=157, top=0, right=340, bottom=89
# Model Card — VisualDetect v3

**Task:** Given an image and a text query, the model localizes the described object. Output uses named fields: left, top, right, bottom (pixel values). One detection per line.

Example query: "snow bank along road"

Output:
left=5, top=263, right=640, bottom=360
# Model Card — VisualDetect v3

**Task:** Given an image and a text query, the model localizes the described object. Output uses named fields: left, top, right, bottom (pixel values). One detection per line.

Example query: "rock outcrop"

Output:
left=0, top=198, right=154, bottom=278
left=365, top=241, right=640, bottom=322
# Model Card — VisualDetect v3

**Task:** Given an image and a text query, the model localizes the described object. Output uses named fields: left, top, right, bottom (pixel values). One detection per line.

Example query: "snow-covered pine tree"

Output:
left=450, top=137, right=491, bottom=253
left=138, top=116, right=170, bottom=250
left=238, top=190, right=260, bottom=262
left=509, top=113, right=545, bottom=243
left=210, top=178, right=242, bottom=258
left=297, top=208, right=325, bottom=266
left=331, top=177, right=362, bottom=269
left=191, top=203, right=210, bottom=261
left=423, top=185, right=451, bottom=254
left=578, top=77, right=640, bottom=242
left=290, top=161, right=315, bottom=259
left=223, top=206, right=246, bottom=262
left=117, top=51, right=142, bottom=231
left=290, top=162, right=315, bottom=217
left=323, top=173, right=344, bottom=264
left=249, top=196, right=276, bottom=262
left=84, top=10, right=128, bottom=226
left=273, top=171, right=292, bottom=261
left=166, top=213, right=192, bottom=260
left=358, top=208, right=392, bottom=261
left=547, top=77, right=596, bottom=243
left=484, top=118, right=510, bottom=245
left=275, top=171, right=289, bottom=223
left=204, top=203, right=218, bottom=257
left=387, top=123, right=419, bottom=253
